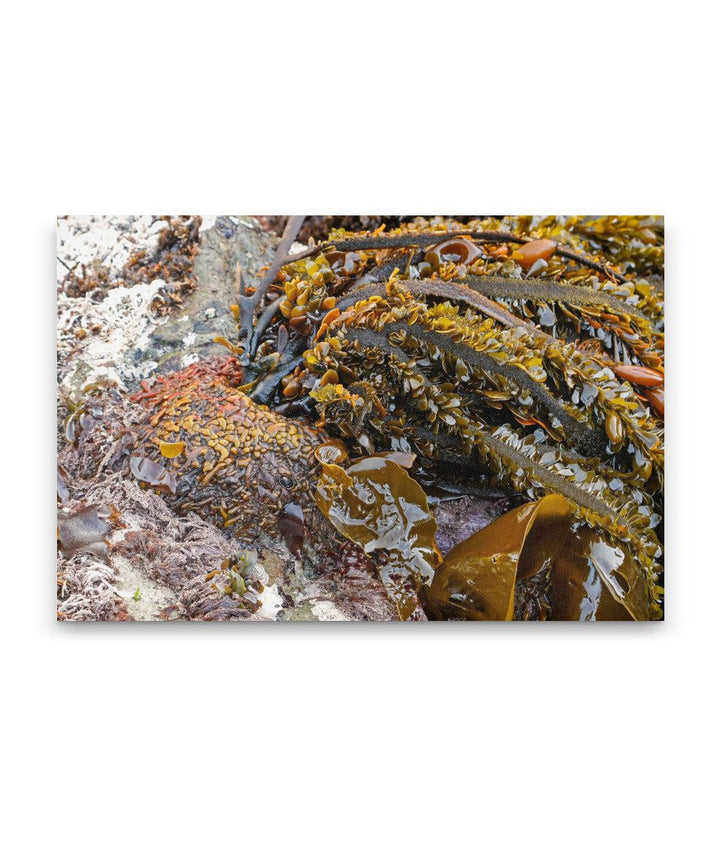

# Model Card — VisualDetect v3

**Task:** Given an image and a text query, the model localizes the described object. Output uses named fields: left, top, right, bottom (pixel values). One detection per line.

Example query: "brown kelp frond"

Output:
left=278, top=226, right=632, bottom=284
left=335, top=275, right=662, bottom=369
left=314, top=286, right=662, bottom=471
left=341, top=275, right=643, bottom=317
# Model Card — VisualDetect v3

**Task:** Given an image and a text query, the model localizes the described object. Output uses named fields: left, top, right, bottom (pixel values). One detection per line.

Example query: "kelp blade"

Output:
left=315, top=456, right=439, bottom=619
left=422, top=495, right=572, bottom=621
left=549, top=526, right=653, bottom=621
left=422, top=494, right=653, bottom=621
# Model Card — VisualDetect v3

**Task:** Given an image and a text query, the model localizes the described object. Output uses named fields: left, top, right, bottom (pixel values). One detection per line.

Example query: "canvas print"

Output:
left=56, top=216, right=664, bottom=621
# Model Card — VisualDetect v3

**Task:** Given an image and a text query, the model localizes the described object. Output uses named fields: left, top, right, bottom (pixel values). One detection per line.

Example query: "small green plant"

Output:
left=132, top=587, right=142, bottom=602
left=228, top=569, right=247, bottom=596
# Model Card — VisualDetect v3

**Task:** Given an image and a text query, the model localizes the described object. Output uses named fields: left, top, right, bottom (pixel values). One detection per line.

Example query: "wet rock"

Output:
left=138, top=216, right=280, bottom=377
left=432, top=494, right=515, bottom=557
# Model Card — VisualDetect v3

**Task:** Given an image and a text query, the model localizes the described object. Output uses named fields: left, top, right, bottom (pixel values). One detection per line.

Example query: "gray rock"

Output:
left=137, top=215, right=280, bottom=380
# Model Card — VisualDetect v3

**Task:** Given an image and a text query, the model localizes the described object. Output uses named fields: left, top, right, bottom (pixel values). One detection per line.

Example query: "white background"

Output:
left=2, top=1, right=716, bottom=854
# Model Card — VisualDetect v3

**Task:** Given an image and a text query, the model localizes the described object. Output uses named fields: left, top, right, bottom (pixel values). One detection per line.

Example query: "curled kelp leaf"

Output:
left=509, top=238, right=557, bottom=269
left=549, top=525, right=653, bottom=621
left=422, top=495, right=572, bottom=621
left=426, top=237, right=483, bottom=269
left=315, top=456, right=440, bottom=619
left=315, top=439, right=349, bottom=465
left=129, top=455, right=177, bottom=495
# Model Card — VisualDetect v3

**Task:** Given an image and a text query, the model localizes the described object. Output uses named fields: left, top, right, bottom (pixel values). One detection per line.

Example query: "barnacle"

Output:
left=229, top=216, right=664, bottom=619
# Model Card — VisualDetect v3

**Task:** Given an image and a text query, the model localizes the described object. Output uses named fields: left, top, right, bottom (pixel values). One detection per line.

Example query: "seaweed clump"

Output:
left=229, top=216, right=664, bottom=618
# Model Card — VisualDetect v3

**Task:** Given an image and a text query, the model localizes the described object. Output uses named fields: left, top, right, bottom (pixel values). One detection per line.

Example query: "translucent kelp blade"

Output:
left=421, top=494, right=652, bottom=621
left=422, top=495, right=572, bottom=621
left=550, top=526, right=653, bottom=621
left=315, top=457, right=440, bottom=619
